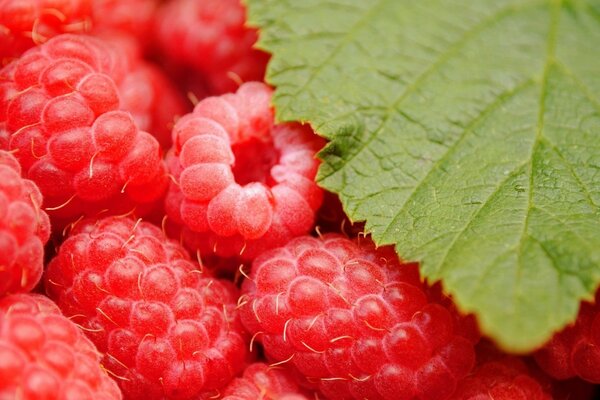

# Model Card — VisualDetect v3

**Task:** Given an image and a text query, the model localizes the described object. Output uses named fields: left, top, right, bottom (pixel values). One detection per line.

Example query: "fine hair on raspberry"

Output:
left=45, top=216, right=248, bottom=399
left=239, top=234, right=479, bottom=400
left=0, top=150, right=50, bottom=296
left=0, top=34, right=168, bottom=223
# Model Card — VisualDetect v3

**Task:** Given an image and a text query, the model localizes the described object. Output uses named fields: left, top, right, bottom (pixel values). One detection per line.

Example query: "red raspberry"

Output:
left=119, top=61, right=189, bottom=149
left=165, top=82, right=325, bottom=260
left=90, top=0, right=159, bottom=51
left=0, top=150, right=50, bottom=296
left=45, top=216, right=248, bottom=399
left=534, top=289, right=600, bottom=383
left=0, top=293, right=122, bottom=400
left=0, top=0, right=92, bottom=64
left=0, top=34, right=168, bottom=223
left=222, top=362, right=311, bottom=400
left=452, top=343, right=552, bottom=400
left=451, top=358, right=552, bottom=400
left=239, top=234, right=478, bottom=400
left=155, top=0, right=269, bottom=94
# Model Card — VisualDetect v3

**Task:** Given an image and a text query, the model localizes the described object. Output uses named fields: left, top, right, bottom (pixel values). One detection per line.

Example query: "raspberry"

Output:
left=0, top=293, right=122, bottom=400
left=119, top=61, right=188, bottom=149
left=0, top=0, right=92, bottom=64
left=0, top=34, right=168, bottom=223
left=239, top=234, right=478, bottom=400
left=534, top=289, right=600, bottom=383
left=0, top=150, right=50, bottom=296
left=90, top=0, right=159, bottom=51
left=451, top=357, right=552, bottom=400
left=222, top=362, right=311, bottom=400
left=45, top=216, right=248, bottom=399
left=452, top=343, right=552, bottom=400
left=155, top=0, right=269, bottom=94
left=165, top=82, right=325, bottom=260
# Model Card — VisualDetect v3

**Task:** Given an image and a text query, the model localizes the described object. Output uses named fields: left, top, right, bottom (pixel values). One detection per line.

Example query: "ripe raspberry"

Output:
left=0, top=34, right=168, bottom=223
left=165, top=82, right=325, bottom=260
left=0, top=0, right=92, bottom=64
left=239, top=234, right=479, bottom=400
left=0, top=293, right=122, bottom=400
left=45, top=216, right=248, bottom=399
left=222, top=362, right=311, bottom=400
left=0, top=150, right=50, bottom=296
left=155, top=0, right=269, bottom=94
left=451, top=343, right=552, bottom=400
left=90, top=0, right=159, bottom=51
left=534, top=289, right=600, bottom=383
left=119, top=61, right=189, bottom=149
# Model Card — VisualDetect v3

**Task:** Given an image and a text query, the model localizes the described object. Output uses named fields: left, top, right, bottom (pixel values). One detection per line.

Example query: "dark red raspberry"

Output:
left=45, top=216, right=248, bottom=399
left=222, top=362, right=311, bottom=400
left=165, top=82, right=325, bottom=260
left=552, top=378, right=597, bottom=400
left=239, top=234, right=479, bottom=400
left=0, top=34, right=168, bottom=224
left=316, top=190, right=366, bottom=237
left=0, top=150, right=50, bottom=296
left=0, top=293, right=122, bottom=400
left=0, top=0, right=92, bottom=64
left=155, top=0, right=269, bottom=94
left=452, top=342, right=552, bottom=400
left=534, top=289, right=600, bottom=383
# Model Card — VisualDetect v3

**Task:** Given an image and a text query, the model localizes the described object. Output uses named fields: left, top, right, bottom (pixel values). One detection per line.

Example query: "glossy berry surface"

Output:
left=452, top=356, right=553, bottom=400
left=534, top=289, right=600, bottom=384
left=45, top=216, right=247, bottom=399
left=222, top=362, right=310, bottom=400
left=0, top=150, right=50, bottom=296
left=166, top=82, right=324, bottom=260
left=155, top=0, right=269, bottom=94
left=240, top=234, right=479, bottom=400
left=0, top=34, right=167, bottom=223
left=0, top=293, right=122, bottom=400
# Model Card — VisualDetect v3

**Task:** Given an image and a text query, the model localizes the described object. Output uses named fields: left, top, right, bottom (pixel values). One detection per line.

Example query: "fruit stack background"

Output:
left=0, top=0, right=598, bottom=399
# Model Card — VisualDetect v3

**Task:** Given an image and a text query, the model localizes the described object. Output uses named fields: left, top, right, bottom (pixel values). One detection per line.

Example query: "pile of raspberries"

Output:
left=0, top=0, right=598, bottom=399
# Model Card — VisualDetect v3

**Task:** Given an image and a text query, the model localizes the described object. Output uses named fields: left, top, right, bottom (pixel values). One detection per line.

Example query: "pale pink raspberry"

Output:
left=165, top=82, right=325, bottom=260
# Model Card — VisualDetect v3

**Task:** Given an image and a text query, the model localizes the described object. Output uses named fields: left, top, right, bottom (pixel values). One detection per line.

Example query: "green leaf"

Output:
left=247, top=0, right=600, bottom=352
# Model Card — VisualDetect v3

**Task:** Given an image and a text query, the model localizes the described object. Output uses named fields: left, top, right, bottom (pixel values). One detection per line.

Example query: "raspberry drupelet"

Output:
left=222, top=362, right=311, bottom=400
left=0, top=150, right=50, bottom=296
left=534, top=288, right=600, bottom=384
left=239, top=234, right=479, bottom=400
left=154, top=0, right=269, bottom=94
left=0, top=34, right=168, bottom=224
left=0, top=293, right=122, bottom=400
left=45, top=216, right=248, bottom=399
left=165, top=82, right=325, bottom=261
